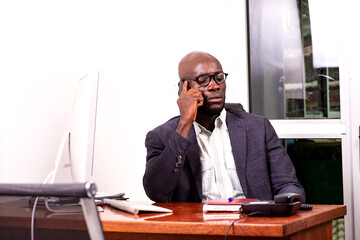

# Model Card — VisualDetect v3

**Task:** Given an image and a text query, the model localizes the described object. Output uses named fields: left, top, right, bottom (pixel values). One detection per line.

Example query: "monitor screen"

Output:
left=69, top=71, right=99, bottom=183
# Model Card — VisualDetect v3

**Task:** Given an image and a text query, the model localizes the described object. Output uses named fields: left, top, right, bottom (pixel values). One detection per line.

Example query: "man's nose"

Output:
left=207, top=78, right=220, bottom=90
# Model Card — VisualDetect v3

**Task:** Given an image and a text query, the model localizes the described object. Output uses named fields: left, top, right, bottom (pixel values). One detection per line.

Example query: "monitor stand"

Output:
left=44, top=197, right=82, bottom=213
left=44, top=196, right=104, bottom=239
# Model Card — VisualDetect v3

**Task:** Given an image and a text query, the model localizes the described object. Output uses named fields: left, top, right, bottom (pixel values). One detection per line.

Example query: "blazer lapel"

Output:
left=186, top=127, right=202, bottom=200
left=226, top=111, right=248, bottom=196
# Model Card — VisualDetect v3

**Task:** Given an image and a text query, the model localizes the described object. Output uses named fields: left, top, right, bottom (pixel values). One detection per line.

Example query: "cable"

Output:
left=50, top=130, right=71, bottom=184
left=224, top=212, right=261, bottom=240
left=30, top=130, right=71, bottom=240
left=30, top=170, right=55, bottom=240
left=31, top=197, right=39, bottom=240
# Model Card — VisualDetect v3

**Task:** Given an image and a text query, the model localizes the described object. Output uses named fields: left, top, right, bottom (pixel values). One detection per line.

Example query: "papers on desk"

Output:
left=203, top=212, right=242, bottom=221
left=27, top=192, right=126, bottom=206
left=103, top=199, right=173, bottom=215
left=203, top=198, right=258, bottom=212
left=95, top=191, right=127, bottom=200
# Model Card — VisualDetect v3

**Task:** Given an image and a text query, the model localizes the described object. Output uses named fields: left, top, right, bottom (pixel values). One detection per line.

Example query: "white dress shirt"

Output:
left=193, top=110, right=245, bottom=202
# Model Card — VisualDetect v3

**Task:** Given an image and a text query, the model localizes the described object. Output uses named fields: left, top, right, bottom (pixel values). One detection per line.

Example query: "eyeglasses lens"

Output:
left=197, top=73, right=226, bottom=86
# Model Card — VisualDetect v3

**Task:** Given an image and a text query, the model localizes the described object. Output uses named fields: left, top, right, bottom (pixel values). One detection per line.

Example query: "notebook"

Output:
left=103, top=199, right=173, bottom=215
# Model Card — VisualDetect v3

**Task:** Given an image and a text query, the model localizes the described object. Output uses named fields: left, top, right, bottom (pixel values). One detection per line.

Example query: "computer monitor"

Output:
left=50, top=71, right=99, bottom=184
left=69, top=71, right=99, bottom=183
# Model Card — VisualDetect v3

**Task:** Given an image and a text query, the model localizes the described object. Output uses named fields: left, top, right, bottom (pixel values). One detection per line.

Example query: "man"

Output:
left=143, top=51, right=305, bottom=203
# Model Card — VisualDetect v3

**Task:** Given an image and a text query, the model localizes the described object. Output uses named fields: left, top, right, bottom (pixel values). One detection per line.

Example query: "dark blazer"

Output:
left=143, top=106, right=305, bottom=203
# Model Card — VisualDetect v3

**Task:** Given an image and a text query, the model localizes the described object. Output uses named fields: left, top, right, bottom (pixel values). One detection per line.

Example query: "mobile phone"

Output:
left=178, top=80, right=191, bottom=96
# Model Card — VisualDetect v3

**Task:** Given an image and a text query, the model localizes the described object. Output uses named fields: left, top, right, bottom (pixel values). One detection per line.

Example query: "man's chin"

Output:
left=198, top=104, right=224, bottom=116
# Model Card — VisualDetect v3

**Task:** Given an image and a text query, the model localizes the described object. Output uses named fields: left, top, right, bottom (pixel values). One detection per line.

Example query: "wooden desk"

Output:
left=100, top=202, right=346, bottom=240
left=0, top=197, right=346, bottom=240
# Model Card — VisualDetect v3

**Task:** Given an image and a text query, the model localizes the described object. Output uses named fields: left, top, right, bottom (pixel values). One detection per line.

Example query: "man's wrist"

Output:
left=176, top=119, right=193, bottom=139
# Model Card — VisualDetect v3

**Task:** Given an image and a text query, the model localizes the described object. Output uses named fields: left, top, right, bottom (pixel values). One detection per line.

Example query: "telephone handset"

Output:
left=240, top=193, right=310, bottom=217
left=178, top=80, right=191, bottom=96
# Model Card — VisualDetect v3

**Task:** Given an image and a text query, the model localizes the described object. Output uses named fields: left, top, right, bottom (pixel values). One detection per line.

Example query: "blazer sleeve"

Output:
left=263, top=117, right=306, bottom=202
left=143, top=125, right=191, bottom=202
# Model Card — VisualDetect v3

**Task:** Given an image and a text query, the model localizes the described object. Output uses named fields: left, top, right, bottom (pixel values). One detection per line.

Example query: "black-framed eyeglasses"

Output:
left=181, top=72, right=228, bottom=87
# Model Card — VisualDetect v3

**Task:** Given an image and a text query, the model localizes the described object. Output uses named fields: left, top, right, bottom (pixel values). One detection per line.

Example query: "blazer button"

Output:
left=173, top=168, right=180, bottom=173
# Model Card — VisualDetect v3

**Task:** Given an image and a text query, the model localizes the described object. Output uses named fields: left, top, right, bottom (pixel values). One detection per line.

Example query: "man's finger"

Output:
left=197, top=97, right=204, bottom=107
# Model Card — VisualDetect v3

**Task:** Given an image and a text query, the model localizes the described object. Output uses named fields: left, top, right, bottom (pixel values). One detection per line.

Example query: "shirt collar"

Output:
left=193, top=109, right=227, bottom=135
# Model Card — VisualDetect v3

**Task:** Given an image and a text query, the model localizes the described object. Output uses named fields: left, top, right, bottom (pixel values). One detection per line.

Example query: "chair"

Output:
left=0, top=182, right=104, bottom=240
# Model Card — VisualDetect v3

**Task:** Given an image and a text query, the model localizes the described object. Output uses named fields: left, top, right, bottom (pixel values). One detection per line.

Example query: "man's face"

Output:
left=188, top=60, right=226, bottom=116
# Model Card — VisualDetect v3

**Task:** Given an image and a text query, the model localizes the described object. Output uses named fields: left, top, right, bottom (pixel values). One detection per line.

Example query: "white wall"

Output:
left=0, top=0, right=248, bottom=201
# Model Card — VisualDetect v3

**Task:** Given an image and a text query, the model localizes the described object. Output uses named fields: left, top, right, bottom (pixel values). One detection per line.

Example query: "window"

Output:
left=248, top=0, right=340, bottom=119
left=247, top=0, right=349, bottom=238
left=283, top=138, right=343, bottom=204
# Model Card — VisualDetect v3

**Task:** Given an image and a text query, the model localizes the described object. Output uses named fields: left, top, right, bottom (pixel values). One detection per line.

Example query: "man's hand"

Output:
left=176, top=81, right=203, bottom=139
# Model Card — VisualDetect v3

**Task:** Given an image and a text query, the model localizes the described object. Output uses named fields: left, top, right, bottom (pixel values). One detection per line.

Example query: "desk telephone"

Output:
left=240, top=193, right=312, bottom=217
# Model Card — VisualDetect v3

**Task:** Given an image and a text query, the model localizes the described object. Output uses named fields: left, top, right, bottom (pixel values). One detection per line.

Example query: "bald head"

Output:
left=178, top=51, right=223, bottom=80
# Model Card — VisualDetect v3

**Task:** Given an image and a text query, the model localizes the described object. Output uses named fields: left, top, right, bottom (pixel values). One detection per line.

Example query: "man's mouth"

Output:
left=207, top=97, right=223, bottom=103
left=206, top=94, right=224, bottom=103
